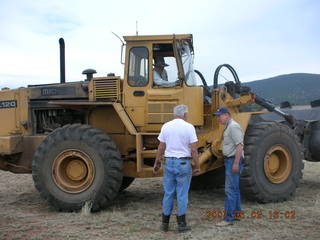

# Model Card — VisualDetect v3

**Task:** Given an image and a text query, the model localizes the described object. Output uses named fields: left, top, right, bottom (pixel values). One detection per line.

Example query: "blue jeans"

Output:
left=162, top=157, right=192, bottom=216
left=224, top=157, right=244, bottom=222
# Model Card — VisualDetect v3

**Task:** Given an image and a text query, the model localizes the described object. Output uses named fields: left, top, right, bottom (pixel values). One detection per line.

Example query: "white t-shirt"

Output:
left=158, top=118, right=198, bottom=158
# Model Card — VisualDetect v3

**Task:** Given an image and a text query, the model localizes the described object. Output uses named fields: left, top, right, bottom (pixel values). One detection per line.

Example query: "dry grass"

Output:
left=0, top=161, right=320, bottom=240
left=81, top=200, right=93, bottom=217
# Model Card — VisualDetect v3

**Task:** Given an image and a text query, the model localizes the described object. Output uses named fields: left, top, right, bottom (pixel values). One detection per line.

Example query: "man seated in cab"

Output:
left=153, top=56, right=180, bottom=87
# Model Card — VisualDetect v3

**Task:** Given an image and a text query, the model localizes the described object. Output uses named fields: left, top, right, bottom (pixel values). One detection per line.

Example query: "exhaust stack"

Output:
left=59, top=38, right=65, bottom=84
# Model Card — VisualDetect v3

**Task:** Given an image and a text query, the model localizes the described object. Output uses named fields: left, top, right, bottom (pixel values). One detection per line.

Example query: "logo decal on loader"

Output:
left=41, top=87, right=76, bottom=96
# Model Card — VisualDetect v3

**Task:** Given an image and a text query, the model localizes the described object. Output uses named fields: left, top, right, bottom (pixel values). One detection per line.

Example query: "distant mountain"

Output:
left=242, top=73, right=320, bottom=105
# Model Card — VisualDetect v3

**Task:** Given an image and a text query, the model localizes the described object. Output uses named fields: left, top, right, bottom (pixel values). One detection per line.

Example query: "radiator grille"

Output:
left=92, top=77, right=120, bottom=101
left=147, top=102, right=176, bottom=123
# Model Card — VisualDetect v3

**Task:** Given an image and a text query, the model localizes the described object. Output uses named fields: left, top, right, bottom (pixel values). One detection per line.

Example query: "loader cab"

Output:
left=123, top=35, right=203, bottom=131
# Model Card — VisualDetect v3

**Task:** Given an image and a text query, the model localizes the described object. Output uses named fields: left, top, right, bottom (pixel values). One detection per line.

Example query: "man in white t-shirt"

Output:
left=153, top=104, right=200, bottom=232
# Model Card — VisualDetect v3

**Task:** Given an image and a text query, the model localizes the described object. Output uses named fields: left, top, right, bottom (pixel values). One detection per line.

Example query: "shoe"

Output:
left=216, top=220, right=233, bottom=227
left=176, top=215, right=191, bottom=233
left=160, top=214, right=170, bottom=232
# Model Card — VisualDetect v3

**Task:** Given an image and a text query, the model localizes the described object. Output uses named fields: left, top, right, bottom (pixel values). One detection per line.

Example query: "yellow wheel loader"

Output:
left=0, top=34, right=319, bottom=211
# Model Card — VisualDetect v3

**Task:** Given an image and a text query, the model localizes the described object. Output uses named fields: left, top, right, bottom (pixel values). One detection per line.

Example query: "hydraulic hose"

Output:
left=213, top=64, right=241, bottom=89
left=194, top=69, right=211, bottom=98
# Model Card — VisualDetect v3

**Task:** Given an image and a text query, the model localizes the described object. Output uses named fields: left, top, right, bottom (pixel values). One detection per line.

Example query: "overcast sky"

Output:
left=0, top=0, right=319, bottom=89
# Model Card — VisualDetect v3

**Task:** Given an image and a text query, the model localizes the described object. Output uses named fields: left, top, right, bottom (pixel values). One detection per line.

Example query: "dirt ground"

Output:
left=0, top=161, right=320, bottom=240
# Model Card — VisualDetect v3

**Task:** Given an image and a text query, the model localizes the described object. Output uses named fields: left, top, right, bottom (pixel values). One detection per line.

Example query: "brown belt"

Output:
left=165, top=157, right=192, bottom=160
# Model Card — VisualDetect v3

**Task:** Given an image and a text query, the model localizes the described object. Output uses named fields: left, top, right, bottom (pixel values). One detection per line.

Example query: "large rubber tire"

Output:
left=190, top=166, right=225, bottom=190
left=119, top=176, right=135, bottom=192
left=241, top=122, right=304, bottom=203
left=32, top=124, right=122, bottom=212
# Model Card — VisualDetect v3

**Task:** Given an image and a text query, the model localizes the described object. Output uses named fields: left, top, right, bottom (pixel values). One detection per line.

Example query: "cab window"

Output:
left=153, top=44, right=179, bottom=88
left=128, top=47, right=149, bottom=87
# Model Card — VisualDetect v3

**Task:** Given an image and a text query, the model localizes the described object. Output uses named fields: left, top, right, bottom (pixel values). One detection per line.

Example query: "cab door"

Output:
left=145, top=44, right=183, bottom=131
left=145, top=41, right=203, bottom=131
left=123, top=44, right=152, bottom=128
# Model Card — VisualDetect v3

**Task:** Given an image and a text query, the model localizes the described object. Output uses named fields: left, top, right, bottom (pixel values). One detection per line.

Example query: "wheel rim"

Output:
left=263, top=145, right=292, bottom=184
left=52, top=149, right=95, bottom=193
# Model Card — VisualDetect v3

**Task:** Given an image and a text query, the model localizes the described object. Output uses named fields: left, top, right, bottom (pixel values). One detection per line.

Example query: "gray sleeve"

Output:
left=230, top=125, right=244, bottom=145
